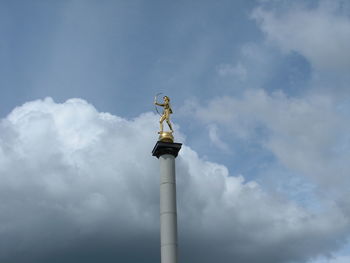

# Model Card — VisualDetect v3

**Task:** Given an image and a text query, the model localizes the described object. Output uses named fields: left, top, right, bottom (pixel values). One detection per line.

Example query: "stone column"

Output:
left=152, top=140, right=182, bottom=263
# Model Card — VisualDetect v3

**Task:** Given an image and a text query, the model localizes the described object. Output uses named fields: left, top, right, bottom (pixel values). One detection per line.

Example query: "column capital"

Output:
left=152, top=141, right=182, bottom=158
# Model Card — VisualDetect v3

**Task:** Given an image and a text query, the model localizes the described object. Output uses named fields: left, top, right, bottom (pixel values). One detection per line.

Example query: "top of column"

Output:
left=152, top=141, right=182, bottom=158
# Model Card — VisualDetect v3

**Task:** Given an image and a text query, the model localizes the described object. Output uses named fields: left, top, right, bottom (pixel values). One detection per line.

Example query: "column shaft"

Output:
left=159, top=154, right=178, bottom=263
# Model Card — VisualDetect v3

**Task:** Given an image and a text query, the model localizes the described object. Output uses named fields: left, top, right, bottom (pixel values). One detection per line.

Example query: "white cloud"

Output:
left=310, top=255, right=350, bottom=263
left=207, top=124, right=229, bottom=151
left=0, top=98, right=348, bottom=262
left=252, top=0, right=350, bottom=72
left=214, top=42, right=280, bottom=90
left=217, top=62, right=247, bottom=80
left=328, top=256, right=350, bottom=263
left=185, top=88, right=350, bottom=213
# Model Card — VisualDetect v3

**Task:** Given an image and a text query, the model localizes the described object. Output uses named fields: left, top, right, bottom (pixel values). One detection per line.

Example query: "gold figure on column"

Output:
left=154, top=95, right=173, bottom=133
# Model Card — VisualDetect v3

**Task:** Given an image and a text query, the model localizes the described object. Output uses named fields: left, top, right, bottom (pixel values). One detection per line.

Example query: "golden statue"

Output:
left=154, top=94, right=174, bottom=142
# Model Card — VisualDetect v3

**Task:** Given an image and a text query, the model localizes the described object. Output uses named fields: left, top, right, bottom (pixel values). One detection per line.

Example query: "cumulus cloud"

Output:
left=207, top=124, right=229, bottom=151
left=252, top=0, right=350, bottom=72
left=0, top=98, right=348, bottom=262
left=310, top=255, right=350, bottom=263
left=217, top=62, right=247, bottom=80
left=187, top=89, right=350, bottom=191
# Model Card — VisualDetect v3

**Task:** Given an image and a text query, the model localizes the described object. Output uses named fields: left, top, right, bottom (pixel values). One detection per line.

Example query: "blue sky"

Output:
left=0, top=0, right=350, bottom=262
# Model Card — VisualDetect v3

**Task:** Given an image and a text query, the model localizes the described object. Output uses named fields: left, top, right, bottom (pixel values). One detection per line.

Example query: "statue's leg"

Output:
left=159, top=115, right=166, bottom=132
left=167, top=120, right=173, bottom=132
left=164, top=112, right=173, bottom=132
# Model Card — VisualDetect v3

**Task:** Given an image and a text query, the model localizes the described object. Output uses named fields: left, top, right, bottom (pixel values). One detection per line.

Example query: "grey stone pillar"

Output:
left=152, top=141, right=182, bottom=263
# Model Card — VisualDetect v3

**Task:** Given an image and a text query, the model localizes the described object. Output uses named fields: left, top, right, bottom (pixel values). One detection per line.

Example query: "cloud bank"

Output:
left=0, top=98, right=348, bottom=263
left=252, top=0, right=350, bottom=72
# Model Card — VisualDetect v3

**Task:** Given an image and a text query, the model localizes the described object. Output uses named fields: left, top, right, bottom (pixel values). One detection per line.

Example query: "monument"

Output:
left=152, top=95, right=182, bottom=263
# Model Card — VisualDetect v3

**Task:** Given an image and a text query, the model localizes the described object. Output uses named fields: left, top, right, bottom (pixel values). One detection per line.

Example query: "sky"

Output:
left=0, top=0, right=350, bottom=262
